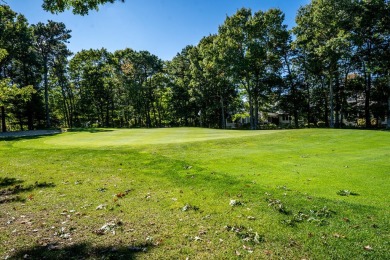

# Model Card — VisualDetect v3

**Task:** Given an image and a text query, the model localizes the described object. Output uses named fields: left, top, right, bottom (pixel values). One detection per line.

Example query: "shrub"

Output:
left=305, top=123, right=316, bottom=128
left=264, top=123, right=278, bottom=130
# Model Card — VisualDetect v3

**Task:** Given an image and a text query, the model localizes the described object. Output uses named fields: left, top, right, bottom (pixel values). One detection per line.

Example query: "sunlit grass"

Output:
left=29, top=127, right=276, bottom=147
left=0, top=128, right=389, bottom=259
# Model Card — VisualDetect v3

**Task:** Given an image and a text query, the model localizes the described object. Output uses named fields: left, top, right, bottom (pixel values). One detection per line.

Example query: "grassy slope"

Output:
left=0, top=128, right=389, bottom=259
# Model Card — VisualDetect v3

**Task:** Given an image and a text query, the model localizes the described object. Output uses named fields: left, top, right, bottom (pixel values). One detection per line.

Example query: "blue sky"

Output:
left=6, top=0, right=309, bottom=61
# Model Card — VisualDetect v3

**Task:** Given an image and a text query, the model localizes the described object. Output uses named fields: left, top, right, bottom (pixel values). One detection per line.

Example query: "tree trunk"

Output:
left=1, top=106, right=6, bottom=132
left=249, top=96, right=254, bottom=130
left=27, top=107, right=34, bottom=130
left=388, top=72, right=390, bottom=129
left=365, top=72, right=372, bottom=128
left=145, top=101, right=151, bottom=128
left=105, top=101, right=110, bottom=127
left=60, top=85, right=70, bottom=128
left=44, top=60, right=51, bottom=128
left=321, top=77, right=329, bottom=127
left=220, top=96, right=225, bottom=129
left=284, top=54, right=299, bottom=128
left=254, top=98, right=259, bottom=130
left=157, top=97, right=162, bottom=127
left=23, top=64, right=34, bottom=130
left=151, top=98, right=158, bottom=127
left=387, top=95, right=390, bottom=129
left=329, top=74, right=334, bottom=128
left=18, top=114, right=24, bottom=131
left=335, top=71, right=341, bottom=128
left=364, top=45, right=372, bottom=128
left=306, top=82, right=311, bottom=128
left=291, top=77, right=299, bottom=128
left=69, top=90, right=75, bottom=128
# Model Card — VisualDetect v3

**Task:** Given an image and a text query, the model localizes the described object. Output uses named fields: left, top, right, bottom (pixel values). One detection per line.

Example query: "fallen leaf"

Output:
left=94, top=221, right=120, bottom=235
left=116, top=192, right=126, bottom=198
left=243, top=245, right=253, bottom=253
left=363, top=245, right=373, bottom=251
left=333, top=233, right=346, bottom=238
left=194, top=236, right=202, bottom=241
left=96, top=204, right=106, bottom=210
left=229, top=199, right=242, bottom=206
left=342, top=217, right=350, bottom=222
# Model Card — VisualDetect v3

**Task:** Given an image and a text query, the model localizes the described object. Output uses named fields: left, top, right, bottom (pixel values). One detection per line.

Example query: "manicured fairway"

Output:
left=32, top=128, right=276, bottom=147
left=0, top=128, right=389, bottom=259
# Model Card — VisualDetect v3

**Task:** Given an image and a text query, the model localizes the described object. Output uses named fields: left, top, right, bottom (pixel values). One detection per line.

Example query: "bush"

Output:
left=263, top=123, right=278, bottom=130
left=238, top=123, right=251, bottom=130
left=279, top=123, right=292, bottom=129
left=305, top=123, right=316, bottom=128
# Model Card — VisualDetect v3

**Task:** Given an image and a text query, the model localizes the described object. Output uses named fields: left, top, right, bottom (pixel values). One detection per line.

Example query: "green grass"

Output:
left=0, top=128, right=389, bottom=259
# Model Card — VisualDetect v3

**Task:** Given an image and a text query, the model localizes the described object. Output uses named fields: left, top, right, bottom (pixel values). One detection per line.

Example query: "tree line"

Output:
left=1, top=0, right=389, bottom=132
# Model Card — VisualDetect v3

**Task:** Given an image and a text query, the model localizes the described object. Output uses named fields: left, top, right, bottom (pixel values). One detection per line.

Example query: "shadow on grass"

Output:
left=0, top=180, right=55, bottom=204
left=0, top=133, right=61, bottom=142
left=0, top=177, right=24, bottom=187
left=67, top=128, right=114, bottom=133
left=0, top=195, right=26, bottom=204
left=9, top=242, right=153, bottom=260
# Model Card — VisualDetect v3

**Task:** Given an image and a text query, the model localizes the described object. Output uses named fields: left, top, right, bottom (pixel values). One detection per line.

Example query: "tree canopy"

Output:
left=1, top=1, right=389, bottom=131
left=42, top=0, right=125, bottom=15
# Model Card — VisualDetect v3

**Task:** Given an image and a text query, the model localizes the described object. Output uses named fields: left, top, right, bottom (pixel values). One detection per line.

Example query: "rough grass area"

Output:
left=0, top=128, right=389, bottom=259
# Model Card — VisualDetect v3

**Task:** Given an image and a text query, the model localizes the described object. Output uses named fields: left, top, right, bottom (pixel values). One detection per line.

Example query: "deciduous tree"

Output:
left=42, top=0, right=125, bottom=15
left=33, top=20, right=71, bottom=128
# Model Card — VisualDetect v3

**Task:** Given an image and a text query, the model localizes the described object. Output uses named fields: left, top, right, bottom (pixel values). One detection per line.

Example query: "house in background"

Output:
left=262, top=112, right=292, bottom=126
left=226, top=111, right=292, bottom=128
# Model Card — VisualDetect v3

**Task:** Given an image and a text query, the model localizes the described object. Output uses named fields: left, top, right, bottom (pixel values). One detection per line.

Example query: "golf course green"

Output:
left=1, top=128, right=389, bottom=259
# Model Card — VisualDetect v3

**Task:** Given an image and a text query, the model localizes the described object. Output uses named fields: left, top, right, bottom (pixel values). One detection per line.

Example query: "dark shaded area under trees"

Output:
left=1, top=0, right=389, bottom=132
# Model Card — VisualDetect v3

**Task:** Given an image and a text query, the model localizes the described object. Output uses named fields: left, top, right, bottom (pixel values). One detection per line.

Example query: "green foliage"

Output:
left=0, top=49, right=7, bottom=62
left=232, top=112, right=249, bottom=122
left=0, top=80, right=36, bottom=105
left=1, top=2, right=390, bottom=131
left=217, top=8, right=288, bottom=129
left=0, top=5, right=43, bottom=130
left=42, top=0, right=125, bottom=15
left=305, top=123, right=316, bottom=128
left=69, top=48, right=117, bottom=127
left=0, top=80, right=36, bottom=132
left=262, top=123, right=278, bottom=130
left=33, top=20, right=72, bottom=128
